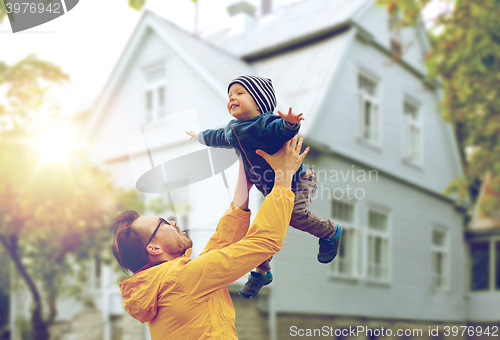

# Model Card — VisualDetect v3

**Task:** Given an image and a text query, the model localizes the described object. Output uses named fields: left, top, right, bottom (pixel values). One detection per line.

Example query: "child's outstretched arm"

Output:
left=278, top=107, right=304, bottom=126
left=186, top=128, right=232, bottom=148
left=265, top=107, right=303, bottom=142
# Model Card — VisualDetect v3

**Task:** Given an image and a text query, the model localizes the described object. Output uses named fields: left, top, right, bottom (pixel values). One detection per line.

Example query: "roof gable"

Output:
left=83, top=10, right=250, bottom=141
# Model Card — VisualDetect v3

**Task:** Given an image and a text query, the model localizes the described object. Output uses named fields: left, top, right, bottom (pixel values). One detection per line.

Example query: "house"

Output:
left=11, top=0, right=499, bottom=339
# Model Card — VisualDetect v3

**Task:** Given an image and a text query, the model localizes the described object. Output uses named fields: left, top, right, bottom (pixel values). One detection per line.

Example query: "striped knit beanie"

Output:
left=228, top=75, right=277, bottom=114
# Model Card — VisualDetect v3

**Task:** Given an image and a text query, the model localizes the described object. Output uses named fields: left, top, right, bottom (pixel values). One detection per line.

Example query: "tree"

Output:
left=0, top=55, right=143, bottom=340
left=378, top=0, right=500, bottom=217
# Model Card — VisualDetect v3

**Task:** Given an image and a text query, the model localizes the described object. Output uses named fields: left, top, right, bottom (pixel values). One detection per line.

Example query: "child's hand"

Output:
left=278, top=107, right=304, bottom=125
left=186, top=131, right=198, bottom=140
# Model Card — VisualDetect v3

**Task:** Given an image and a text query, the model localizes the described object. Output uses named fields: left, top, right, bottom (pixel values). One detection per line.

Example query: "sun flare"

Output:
left=35, top=126, right=76, bottom=163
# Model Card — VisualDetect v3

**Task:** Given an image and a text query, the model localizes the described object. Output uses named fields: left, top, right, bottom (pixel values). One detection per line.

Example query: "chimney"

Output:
left=227, top=1, right=257, bottom=35
left=260, top=0, right=284, bottom=17
left=261, top=0, right=272, bottom=16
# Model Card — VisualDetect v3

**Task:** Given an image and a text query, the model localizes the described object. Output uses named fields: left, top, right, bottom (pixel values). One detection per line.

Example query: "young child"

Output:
left=187, top=75, right=342, bottom=299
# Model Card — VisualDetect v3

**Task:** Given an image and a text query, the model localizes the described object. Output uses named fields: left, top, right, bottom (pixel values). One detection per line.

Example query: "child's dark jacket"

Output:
left=198, top=112, right=307, bottom=196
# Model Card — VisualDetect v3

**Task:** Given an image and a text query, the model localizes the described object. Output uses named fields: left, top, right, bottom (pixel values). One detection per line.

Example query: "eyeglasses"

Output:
left=147, top=217, right=170, bottom=246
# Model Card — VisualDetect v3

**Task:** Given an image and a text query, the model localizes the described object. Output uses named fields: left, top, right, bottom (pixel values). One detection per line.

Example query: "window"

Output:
left=390, top=39, right=403, bottom=57
left=470, top=240, right=500, bottom=291
left=403, top=100, right=421, bottom=164
left=431, top=228, right=448, bottom=291
left=366, top=209, right=389, bottom=281
left=496, top=241, right=500, bottom=290
left=89, top=254, right=101, bottom=290
left=143, top=64, right=167, bottom=123
left=389, top=14, right=403, bottom=57
left=470, top=241, right=490, bottom=291
left=95, top=255, right=101, bottom=288
left=358, top=72, right=379, bottom=145
left=330, top=200, right=356, bottom=277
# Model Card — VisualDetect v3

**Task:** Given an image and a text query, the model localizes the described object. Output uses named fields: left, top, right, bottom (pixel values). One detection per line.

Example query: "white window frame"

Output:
left=403, top=97, right=422, bottom=165
left=358, top=71, right=380, bottom=146
left=388, top=14, right=403, bottom=57
left=431, top=226, right=449, bottom=293
left=365, top=207, right=391, bottom=283
left=143, top=62, right=167, bottom=124
left=496, top=239, right=500, bottom=291
left=329, top=200, right=358, bottom=279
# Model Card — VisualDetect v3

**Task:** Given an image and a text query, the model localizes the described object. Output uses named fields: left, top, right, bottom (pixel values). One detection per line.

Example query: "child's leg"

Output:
left=290, top=169, right=337, bottom=239
left=240, top=256, right=273, bottom=299
left=255, top=256, right=273, bottom=274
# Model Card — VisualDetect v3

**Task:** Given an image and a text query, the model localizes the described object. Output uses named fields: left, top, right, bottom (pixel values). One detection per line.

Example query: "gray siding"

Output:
left=309, top=37, right=463, bottom=196
left=273, top=154, right=467, bottom=321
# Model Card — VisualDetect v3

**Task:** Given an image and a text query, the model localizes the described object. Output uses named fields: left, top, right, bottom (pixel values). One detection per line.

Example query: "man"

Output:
left=112, top=135, right=309, bottom=340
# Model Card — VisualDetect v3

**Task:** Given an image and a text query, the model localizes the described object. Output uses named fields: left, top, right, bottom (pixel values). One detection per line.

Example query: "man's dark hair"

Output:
left=112, top=211, right=150, bottom=273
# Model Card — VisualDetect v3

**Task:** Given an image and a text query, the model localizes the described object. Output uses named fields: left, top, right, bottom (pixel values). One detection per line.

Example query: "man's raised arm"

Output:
left=200, top=158, right=253, bottom=254
left=181, top=136, right=310, bottom=300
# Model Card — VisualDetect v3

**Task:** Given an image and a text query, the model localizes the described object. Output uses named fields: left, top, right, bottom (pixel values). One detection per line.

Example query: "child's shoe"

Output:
left=317, top=225, right=342, bottom=264
left=239, top=271, right=273, bottom=299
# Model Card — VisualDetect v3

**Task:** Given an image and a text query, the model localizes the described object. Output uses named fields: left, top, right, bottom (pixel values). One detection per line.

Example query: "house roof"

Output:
left=83, top=0, right=368, bottom=141
left=205, top=0, right=369, bottom=59
left=82, top=9, right=251, bottom=141
left=254, top=28, right=354, bottom=136
left=148, top=11, right=251, bottom=87
left=80, top=0, right=467, bottom=206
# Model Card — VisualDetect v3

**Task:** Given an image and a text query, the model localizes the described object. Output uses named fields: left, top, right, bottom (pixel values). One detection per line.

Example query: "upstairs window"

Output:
left=403, top=99, right=421, bottom=164
left=358, top=72, right=379, bottom=145
left=389, top=14, right=403, bottom=57
left=143, top=64, right=167, bottom=123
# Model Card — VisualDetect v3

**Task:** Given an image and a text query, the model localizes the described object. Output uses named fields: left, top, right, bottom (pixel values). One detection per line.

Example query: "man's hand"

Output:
left=186, top=131, right=198, bottom=140
left=256, top=135, right=309, bottom=189
left=277, top=107, right=304, bottom=125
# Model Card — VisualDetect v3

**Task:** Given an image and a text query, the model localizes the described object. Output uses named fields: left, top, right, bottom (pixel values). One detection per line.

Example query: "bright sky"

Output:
left=0, top=0, right=444, bottom=116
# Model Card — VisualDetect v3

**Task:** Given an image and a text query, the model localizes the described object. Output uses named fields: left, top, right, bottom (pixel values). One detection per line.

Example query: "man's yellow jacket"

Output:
left=119, top=186, right=294, bottom=340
